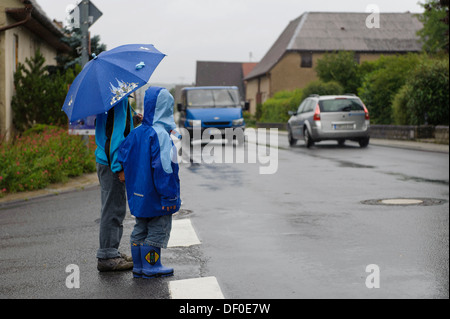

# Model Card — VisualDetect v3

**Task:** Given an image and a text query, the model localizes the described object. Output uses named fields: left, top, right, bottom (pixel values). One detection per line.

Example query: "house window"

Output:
left=13, top=34, right=19, bottom=73
left=301, top=52, right=313, bottom=68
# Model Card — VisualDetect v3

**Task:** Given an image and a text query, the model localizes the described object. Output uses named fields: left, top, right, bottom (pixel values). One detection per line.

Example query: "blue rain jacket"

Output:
left=95, top=99, right=134, bottom=173
left=118, top=87, right=181, bottom=218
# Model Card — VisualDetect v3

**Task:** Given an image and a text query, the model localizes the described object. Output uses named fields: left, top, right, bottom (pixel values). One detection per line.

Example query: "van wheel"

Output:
left=304, top=128, right=315, bottom=148
left=359, top=137, right=370, bottom=148
left=288, top=127, right=297, bottom=146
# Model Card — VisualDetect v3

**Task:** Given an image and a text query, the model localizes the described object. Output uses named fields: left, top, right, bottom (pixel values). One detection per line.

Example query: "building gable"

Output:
left=245, top=12, right=423, bottom=80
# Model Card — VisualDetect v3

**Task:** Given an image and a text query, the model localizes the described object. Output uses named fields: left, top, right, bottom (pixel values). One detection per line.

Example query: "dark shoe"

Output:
left=121, top=253, right=133, bottom=262
left=97, top=257, right=133, bottom=272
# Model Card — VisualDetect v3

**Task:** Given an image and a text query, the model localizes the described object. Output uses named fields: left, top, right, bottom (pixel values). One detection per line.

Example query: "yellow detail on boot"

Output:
left=145, top=250, right=160, bottom=265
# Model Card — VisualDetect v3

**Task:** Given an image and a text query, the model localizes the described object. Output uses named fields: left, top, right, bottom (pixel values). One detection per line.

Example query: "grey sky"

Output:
left=37, top=0, right=424, bottom=84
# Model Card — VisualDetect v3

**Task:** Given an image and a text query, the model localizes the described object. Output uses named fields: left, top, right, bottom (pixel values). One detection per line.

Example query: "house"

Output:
left=244, top=12, right=423, bottom=114
left=196, top=61, right=257, bottom=101
left=0, top=0, right=70, bottom=139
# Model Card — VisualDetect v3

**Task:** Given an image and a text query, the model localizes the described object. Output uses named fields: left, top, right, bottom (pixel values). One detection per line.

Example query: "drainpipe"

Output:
left=0, top=2, right=33, bottom=33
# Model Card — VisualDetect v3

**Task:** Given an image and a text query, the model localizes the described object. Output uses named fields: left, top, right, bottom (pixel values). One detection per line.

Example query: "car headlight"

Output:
left=232, top=118, right=244, bottom=126
left=188, top=120, right=202, bottom=127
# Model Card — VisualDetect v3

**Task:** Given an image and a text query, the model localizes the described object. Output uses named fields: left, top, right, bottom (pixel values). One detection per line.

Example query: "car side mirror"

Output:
left=288, top=111, right=297, bottom=116
left=243, top=102, right=250, bottom=111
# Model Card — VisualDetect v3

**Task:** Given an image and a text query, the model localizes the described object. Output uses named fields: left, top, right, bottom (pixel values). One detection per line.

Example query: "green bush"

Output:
left=358, top=54, right=422, bottom=124
left=259, top=81, right=344, bottom=123
left=392, top=85, right=414, bottom=125
left=301, top=80, right=344, bottom=101
left=243, top=111, right=256, bottom=128
left=259, top=89, right=303, bottom=123
left=397, top=58, right=449, bottom=125
left=0, top=125, right=96, bottom=197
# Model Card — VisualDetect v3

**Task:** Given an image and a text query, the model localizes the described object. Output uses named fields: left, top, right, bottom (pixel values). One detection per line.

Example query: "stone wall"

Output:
left=369, top=125, right=436, bottom=140
left=255, top=123, right=449, bottom=144
left=435, top=126, right=449, bottom=144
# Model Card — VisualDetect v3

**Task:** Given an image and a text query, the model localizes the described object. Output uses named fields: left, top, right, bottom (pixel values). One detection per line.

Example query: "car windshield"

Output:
left=319, top=98, right=365, bottom=112
left=187, top=89, right=240, bottom=108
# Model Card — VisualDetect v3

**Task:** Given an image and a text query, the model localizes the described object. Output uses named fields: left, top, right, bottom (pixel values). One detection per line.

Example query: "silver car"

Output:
left=287, top=95, right=370, bottom=148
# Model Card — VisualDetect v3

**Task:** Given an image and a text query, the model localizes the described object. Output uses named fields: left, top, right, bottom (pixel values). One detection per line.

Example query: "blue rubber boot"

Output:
left=131, top=243, right=142, bottom=278
left=140, top=245, right=174, bottom=279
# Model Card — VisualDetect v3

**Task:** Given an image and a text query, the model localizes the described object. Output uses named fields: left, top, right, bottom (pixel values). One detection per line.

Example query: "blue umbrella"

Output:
left=62, top=44, right=166, bottom=122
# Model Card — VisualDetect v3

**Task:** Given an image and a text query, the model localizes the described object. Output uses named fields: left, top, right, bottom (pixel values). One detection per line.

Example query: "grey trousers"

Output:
left=130, top=215, right=173, bottom=249
left=96, top=163, right=127, bottom=259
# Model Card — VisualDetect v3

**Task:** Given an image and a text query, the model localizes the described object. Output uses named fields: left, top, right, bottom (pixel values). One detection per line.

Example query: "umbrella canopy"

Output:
left=62, top=44, right=166, bottom=122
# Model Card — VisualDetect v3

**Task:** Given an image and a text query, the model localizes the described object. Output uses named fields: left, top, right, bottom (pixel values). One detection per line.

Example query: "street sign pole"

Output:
left=79, top=0, right=90, bottom=68
left=68, top=0, right=102, bottom=138
left=78, top=1, right=90, bottom=145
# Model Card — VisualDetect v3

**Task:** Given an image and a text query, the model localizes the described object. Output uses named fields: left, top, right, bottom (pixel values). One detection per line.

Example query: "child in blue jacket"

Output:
left=118, top=87, right=181, bottom=279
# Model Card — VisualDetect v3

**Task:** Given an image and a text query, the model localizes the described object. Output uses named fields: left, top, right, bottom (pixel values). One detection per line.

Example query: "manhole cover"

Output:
left=381, top=199, right=424, bottom=205
left=361, top=198, right=447, bottom=206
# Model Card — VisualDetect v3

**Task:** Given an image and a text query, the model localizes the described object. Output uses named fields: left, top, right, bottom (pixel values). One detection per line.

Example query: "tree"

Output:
left=56, top=28, right=107, bottom=71
left=11, top=50, right=76, bottom=132
left=315, top=51, right=361, bottom=94
left=417, top=0, right=449, bottom=53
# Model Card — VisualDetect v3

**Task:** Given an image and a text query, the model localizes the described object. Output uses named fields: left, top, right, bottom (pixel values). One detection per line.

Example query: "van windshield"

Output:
left=319, top=98, right=365, bottom=112
left=187, top=89, right=240, bottom=108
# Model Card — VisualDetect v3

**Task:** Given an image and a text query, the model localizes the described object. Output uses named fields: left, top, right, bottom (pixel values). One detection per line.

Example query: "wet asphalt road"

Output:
left=0, top=134, right=448, bottom=299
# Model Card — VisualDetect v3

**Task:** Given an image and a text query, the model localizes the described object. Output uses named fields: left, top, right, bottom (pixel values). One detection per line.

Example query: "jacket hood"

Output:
left=143, top=87, right=176, bottom=133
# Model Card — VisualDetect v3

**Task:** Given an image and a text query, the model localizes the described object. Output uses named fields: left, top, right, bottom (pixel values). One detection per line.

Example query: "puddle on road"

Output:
left=384, top=172, right=449, bottom=186
left=337, top=160, right=376, bottom=169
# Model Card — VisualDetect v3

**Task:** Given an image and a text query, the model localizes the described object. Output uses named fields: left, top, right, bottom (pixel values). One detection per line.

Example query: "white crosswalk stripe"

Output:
left=169, top=276, right=225, bottom=299
left=168, top=217, right=224, bottom=299
left=168, top=219, right=201, bottom=248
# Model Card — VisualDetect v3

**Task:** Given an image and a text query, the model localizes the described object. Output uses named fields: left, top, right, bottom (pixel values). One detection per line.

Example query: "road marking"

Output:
left=167, top=219, right=224, bottom=298
left=169, top=276, right=225, bottom=299
left=168, top=219, right=201, bottom=248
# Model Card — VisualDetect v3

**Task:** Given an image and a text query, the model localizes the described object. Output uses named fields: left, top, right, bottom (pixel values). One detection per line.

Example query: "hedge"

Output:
left=0, top=125, right=96, bottom=197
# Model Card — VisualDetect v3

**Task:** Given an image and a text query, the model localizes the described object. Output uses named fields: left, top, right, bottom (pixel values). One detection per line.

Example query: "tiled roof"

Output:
left=246, top=12, right=423, bottom=80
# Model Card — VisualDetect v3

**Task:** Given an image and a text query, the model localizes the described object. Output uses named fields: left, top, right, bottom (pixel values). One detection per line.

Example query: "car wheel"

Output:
left=304, top=128, right=314, bottom=148
left=288, top=127, right=297, bottom=146
left=359, top=137, right=370, bottom=148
